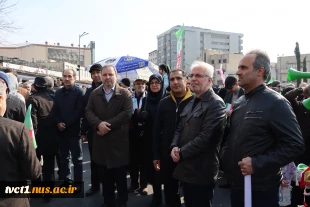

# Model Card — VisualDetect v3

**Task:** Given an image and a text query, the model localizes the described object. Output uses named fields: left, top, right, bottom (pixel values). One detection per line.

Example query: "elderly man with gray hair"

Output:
left=170, top=61, right=227, bottom=207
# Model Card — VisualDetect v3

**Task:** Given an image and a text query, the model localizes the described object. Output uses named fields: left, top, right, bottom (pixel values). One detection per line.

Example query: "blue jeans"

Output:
left=231, top=187, right=279, bottom=207
left=59, top=136, right=83, bottom=181
left=182, top=182, right=215, bottom=207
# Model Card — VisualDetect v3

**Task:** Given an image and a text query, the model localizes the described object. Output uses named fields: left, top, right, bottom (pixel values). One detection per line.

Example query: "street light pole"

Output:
left=78, top=32, right=89, bottom=81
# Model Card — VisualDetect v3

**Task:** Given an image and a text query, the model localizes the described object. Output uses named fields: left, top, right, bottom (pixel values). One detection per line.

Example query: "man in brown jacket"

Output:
left=85, top=65, right=132, bottom=207
left=0, top=71, right=41, bottom=207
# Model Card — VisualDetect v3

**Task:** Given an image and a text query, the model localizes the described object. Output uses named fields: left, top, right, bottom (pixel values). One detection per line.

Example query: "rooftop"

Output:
left=0, top=42, right=91, bottom=50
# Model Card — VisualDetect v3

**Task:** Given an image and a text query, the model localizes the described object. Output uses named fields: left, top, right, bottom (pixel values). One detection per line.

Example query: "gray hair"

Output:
left=45, top=76, right=54, bottom=89
left=247, top=50, right=270, bottom=80
left=190, top=61, right=214, bottom=78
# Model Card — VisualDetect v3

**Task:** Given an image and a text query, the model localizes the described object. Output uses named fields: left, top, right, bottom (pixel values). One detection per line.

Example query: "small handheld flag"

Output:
left=24, top=104, right=37, bottom=149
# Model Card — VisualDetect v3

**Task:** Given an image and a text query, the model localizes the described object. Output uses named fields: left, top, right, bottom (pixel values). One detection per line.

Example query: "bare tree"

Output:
left=0, top=0, right=20, bottom=42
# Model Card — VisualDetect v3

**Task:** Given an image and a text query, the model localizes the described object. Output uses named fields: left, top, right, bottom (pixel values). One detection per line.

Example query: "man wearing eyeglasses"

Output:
left=170, top=61, right=227, bottom=207
left=0, top=71, right=41, bottom=207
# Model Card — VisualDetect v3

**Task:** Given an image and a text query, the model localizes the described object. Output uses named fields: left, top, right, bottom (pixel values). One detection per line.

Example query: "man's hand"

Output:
left=97, top=131, right=104, bottom=136
left=57, top=123, right=66, bottom=131
left=171, top=147, right=180, bottom=163
left=153, top=160, right=160, bottom=171
left=98, top=121, right=111, bottom=134
left=226, top=110, right=232, bottom=117
left=238, top=157, right=254, bottom=176
left=81, top=135, right=87, bottom=142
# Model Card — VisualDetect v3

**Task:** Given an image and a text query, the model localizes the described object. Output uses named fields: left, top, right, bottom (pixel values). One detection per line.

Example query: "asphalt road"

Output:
left=30, top=142, right=231, bottom=207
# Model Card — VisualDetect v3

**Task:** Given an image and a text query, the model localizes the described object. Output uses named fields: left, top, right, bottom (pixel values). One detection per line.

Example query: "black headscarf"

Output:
left=144, top=74, right=166, bottom=123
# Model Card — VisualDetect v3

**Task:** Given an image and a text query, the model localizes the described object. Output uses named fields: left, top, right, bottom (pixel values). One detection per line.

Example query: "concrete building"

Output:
left=148, top=50, right=158, bottom=64
left=277, top=54, right=310, bottom=84
left=0, top=43, right=92, bottom=67
left=157, top=25, right=243, bottom=74
left=198, top=50, right=243, bottom=86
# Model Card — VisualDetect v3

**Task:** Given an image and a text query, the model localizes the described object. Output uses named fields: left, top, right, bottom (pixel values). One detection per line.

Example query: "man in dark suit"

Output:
left=0, top=71, right=41, bottom=207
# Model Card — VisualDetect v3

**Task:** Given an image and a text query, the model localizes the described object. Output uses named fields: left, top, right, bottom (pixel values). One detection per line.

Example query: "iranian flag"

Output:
left=175, top=25, right=184, bottom=69
left=24, top=104, right=37, bottom=149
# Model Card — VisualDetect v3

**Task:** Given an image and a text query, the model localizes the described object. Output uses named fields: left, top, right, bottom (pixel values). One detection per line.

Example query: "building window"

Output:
left=204, top=53, right=206, bottom=62
left=211, top=60, right=214, bottom=64
left=223, top=59, right=227, bottom=63
left=219, top=60, right=221, bottom=63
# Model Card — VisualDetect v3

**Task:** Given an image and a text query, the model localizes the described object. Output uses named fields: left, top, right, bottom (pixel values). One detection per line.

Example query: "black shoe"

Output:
left=138, top=187, right=148, bottom=196
left=85, top=187, right=100, bottom=197
left=218, top=183, right=231, bottom=188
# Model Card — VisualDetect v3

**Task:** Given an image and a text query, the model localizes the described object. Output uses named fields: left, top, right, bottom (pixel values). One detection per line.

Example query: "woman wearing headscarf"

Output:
left=139, top=74, right=167, bottom=207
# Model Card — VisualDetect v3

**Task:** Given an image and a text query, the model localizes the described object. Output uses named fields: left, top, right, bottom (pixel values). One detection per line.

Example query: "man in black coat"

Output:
left=170, top=61, right=227, bottom=207
left=26, top=76, right=59, bottom=202
left=54, top=69, right=85, bottom=183
left=221, top=50, right=304, bottom=207
left=153, top=69, right=193, bottom=207
left=81, top=64, right=103, bottom=197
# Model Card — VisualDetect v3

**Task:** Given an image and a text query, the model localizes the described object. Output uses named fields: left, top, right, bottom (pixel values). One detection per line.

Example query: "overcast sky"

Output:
left=3, top=0, right=310, bottom=63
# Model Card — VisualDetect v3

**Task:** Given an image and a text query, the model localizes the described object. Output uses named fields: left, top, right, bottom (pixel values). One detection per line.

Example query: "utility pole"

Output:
left=277, top=54, right=284, bottom=82
left=78, top=32, right=89, bottom=81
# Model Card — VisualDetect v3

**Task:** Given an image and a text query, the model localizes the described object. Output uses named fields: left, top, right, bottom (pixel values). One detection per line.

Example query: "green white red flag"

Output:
left=175, top=25, right=184, bottom=69
left=24, top=104, right=37, bottom=149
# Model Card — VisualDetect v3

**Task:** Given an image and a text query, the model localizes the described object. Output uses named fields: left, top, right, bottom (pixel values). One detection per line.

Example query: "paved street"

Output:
left=31, top=142, right=231, bottom=207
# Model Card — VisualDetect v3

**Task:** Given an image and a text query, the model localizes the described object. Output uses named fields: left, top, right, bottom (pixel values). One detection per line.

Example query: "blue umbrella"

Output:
left=86, top=56, right=159, bottom=81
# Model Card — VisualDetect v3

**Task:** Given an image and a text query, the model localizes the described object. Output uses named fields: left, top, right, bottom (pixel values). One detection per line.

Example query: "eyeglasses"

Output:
left=188, top=74, right=208, bottom=79
left=149, top=81, right=161, bottom=86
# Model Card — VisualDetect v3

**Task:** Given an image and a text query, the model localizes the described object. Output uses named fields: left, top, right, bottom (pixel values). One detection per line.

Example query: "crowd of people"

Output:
left=0, top=49, right=309, bottom=207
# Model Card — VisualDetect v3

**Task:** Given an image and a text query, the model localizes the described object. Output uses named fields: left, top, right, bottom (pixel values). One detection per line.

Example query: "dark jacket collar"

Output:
left=245, top=84, right=265, bottom=100
left=62, top=85, right=76, bottom=93
left=196, top=88, right=214, bottom=102
left=92, top=81, right=102, bottom=90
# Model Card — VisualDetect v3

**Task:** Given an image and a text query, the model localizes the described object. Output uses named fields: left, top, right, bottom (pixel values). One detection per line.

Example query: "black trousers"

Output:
left=129, top=127, right=147, bottom=189
left=231, top=187, right=279, bottom=207
left=33, top=151, right=56, bottom=196
left=183, top=183, right=215, bottom=207
left=87, top=131, right=101, bottom=188
left=162, top=155, right=181, bottom=207
left=99, top=166, right=128, bottom=205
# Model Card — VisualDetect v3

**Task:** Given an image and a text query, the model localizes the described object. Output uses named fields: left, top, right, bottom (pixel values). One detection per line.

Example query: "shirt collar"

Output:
left=103, top=85, right=115, bottom=94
